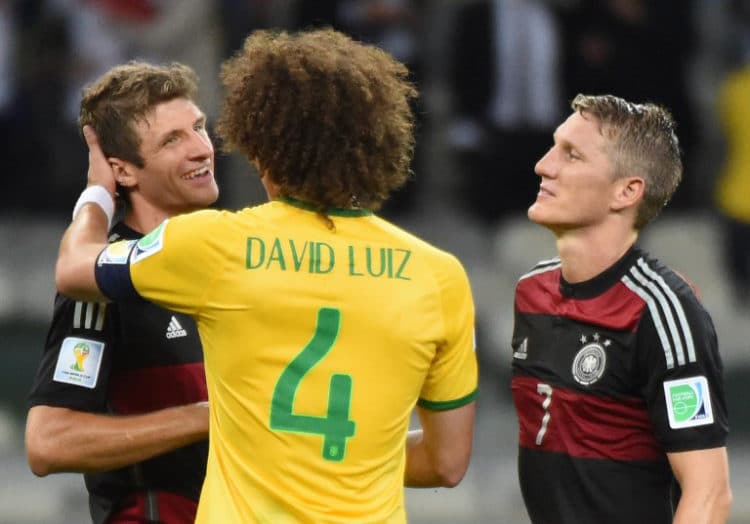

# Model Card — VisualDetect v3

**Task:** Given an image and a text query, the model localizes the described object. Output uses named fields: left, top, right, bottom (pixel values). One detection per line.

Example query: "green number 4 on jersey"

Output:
left=270, top=307, right=356, bottom=461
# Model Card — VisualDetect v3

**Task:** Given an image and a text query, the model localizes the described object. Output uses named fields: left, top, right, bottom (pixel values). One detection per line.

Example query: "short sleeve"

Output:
left=418, top=255, right=478, bottom=410
left=638, top=288, right=729, bottom=452
left=28, top=294, right=114, bottom=412
left=128, top=210, right=226, bottom=316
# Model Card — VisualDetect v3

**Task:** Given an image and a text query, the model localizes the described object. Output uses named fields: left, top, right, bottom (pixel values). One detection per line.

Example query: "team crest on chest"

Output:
left=572, top=332, right=610, bottom=386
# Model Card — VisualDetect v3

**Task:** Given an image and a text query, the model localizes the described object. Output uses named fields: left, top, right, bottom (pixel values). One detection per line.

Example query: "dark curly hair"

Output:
left=216, top=28, right=418, bottom=211
left=79, top=61, right=199, bottom=168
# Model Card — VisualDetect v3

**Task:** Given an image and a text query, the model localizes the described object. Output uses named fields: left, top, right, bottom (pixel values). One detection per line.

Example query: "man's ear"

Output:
left=611, top=176, right=644, bottom=212
left=109, top=158, right=137, bottom=189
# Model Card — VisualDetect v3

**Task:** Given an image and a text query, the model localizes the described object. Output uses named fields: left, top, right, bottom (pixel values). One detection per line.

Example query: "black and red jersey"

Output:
left=28, top=222, right=207, bottom=524
left=511, top=245, right=728, bottom=524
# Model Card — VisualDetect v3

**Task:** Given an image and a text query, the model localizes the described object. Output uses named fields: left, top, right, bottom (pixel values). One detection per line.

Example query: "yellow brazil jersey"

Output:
left=126, top=198, right=478, bottom=523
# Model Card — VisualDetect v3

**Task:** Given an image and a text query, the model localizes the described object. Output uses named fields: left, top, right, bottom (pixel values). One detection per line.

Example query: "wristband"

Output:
left=72, top=185, right=115, bottom=226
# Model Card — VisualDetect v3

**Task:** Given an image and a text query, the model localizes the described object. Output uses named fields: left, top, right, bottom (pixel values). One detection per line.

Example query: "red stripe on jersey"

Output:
left=109, top=363, right=207, bottom=414
left=516, top=271, right=645, bottom=332
left=108, top=491, right=198, bottom=523
left=512, top=375, right=664, bottom=461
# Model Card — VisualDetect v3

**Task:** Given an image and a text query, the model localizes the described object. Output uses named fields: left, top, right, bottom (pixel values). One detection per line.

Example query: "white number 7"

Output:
left=535, top=383, right=553, bottom=445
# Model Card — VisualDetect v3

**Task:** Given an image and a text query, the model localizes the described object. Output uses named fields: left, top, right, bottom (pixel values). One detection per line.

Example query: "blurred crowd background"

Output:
left=1, top=1, right=750, bottom=522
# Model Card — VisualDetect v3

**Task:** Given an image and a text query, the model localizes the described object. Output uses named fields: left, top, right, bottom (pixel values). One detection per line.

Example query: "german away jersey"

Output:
left=511, top=246, right=728, bottom=524
left=28, top=222, right=208, bottom=523
left=95, top=199, right=478, bottom=523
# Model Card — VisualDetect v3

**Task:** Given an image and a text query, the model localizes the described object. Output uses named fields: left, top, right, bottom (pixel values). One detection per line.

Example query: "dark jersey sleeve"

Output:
left=28, top=293, right=116, bottom=412
left=636, top=276, right=729, bottom=452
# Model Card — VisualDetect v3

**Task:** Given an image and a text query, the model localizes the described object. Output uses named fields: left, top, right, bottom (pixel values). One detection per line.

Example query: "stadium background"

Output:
left=1, top=1, right=749, bottom=522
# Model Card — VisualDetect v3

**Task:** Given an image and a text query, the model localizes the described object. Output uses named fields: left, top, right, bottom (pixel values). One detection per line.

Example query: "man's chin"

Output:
left=527, top=205, right=561, bottom=230
left=181, top=193, right=219, bottom=213
left=527, top=203, right=546, bottom=224
left=195, top=187, right=220, bottom=207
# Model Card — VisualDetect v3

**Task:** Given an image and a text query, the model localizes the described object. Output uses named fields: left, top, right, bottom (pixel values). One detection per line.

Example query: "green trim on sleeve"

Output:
left=417, top=388, right=478, bottom=411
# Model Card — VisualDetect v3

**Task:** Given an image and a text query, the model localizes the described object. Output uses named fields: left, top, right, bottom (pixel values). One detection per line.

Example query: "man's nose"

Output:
left=534, top=149, right=554, bottom=177
left=189, top=131, right=214, bottom=158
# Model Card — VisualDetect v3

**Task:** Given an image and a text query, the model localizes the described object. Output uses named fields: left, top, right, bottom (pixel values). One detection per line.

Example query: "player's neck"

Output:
left=555, top=225, right=638, bottom=284
left=123, top=201, right=173, bottom=235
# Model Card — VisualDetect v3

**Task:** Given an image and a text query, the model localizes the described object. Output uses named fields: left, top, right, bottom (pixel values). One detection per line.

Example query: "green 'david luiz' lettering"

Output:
left=246, top=237, right=334, bottom=273
left=245, top=236, right=412, bottom=280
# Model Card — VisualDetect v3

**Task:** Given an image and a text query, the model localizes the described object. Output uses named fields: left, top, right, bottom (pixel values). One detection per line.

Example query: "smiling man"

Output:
left=50, top=29, right=477, bottom=524
left=26, top=61, right=217, bottom=523
left=510, top=94, right=732, bottom=524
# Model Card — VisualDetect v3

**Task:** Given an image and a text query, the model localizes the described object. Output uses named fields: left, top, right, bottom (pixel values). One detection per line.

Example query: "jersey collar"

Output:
left=277, top=196, right=373, bottom=217
left=110, top=221, right=144, bottom=241
left=559, top=245, right=643, bottom=299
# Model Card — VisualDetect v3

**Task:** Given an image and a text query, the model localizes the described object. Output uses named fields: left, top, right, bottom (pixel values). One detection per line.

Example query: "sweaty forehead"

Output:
left=554, top=112, right=608, bottom=151
left=138, top=98, right=203, bottom=133
left=135, top=98, right=205, bottom=142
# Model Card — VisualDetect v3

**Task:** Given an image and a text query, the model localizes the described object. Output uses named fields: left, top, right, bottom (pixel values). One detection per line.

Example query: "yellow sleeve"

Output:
left=418, top=254, right=478, bottom=410
left=129, top=210, right=226, bottom=316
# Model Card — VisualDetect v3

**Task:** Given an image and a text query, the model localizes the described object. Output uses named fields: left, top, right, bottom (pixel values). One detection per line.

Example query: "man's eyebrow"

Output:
left=157, top=128, right=180, bottom=144
left=551, top=126, right=571, bottom=145
left=154, top=113, right=208, bottom=145
left=552, top=131, right=573, bottom=148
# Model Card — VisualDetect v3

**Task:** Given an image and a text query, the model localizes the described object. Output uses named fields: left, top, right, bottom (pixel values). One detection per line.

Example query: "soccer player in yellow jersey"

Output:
left=55, top=28, right=478, bottom=523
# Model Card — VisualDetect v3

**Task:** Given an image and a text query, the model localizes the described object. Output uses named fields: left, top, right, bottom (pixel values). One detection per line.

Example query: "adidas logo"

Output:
left=166, top=316, right=187, bottom=339
left=513, top=338, right=528, bottom=360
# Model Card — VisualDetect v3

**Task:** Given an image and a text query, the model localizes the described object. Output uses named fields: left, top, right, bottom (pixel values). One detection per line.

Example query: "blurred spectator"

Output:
left=58, top=0, right=223, bottom=120
left=3, top=0, right=224, bottom=215
left=714, top=0, right=750, bottom=308
left=0, top=0, right=21, bottom=209
left=295, top=0, right=422, bottom=81
left=5, top=0, right=73, bottom=214
left=220, top=0, right=276, bottom=58
left=559, top=0, right=699, bottom=208
left=0, top=1, right=15, bottom=114
left=449, top=0, right=564, bottom=224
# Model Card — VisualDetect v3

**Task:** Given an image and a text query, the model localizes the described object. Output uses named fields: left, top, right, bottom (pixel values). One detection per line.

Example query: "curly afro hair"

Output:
left=217, top=28, right=418, bottom=211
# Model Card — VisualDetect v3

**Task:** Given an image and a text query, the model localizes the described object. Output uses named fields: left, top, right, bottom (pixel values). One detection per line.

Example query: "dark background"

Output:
left=1, top=1, right=749, bottom=522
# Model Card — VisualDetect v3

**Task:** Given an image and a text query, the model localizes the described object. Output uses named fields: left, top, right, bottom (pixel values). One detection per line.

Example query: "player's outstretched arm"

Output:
left=668, top=447, right=732, bottom=524
left=404, top=402, right=475, bottom=488
left=56, top=206, right=111, bottom=302
left=25, top=402, right=209, bottom=476
left=56, top=126, right=117, bottom=302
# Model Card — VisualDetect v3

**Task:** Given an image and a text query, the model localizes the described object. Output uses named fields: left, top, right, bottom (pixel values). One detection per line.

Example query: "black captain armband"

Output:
left=94, top=240, right=141, bottom=301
